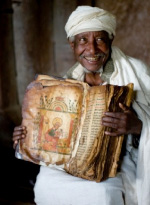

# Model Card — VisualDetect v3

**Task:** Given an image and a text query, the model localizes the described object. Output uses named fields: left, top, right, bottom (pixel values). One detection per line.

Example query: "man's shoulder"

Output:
left=127, top=56, right=150, bottom=75
left=64, top=62, right=79, bottom=79
left=112, top=46, right=149, bottom=74
left=64, top=62, right=85, bottom=80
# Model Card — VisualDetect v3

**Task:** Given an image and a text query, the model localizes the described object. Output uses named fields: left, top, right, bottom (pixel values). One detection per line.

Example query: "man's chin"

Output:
left=82, top=62, right=102, bottom=73
left=84, top=66, right=101, bottom=73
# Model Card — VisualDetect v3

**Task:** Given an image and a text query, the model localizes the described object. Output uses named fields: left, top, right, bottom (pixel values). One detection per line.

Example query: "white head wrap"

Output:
left=65, top=6, right=116, bottom=39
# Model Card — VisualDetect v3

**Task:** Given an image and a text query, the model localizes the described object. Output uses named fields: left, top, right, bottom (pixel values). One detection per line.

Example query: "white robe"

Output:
left=34, top=46, right=150, bottom=205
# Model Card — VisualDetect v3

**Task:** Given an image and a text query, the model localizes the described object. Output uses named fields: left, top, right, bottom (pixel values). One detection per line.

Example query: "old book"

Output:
left=17, top=75, right=133, bottom=182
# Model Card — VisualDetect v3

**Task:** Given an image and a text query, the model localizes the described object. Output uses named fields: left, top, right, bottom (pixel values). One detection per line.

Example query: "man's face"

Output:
left=69, top=31, right=113, bottom=72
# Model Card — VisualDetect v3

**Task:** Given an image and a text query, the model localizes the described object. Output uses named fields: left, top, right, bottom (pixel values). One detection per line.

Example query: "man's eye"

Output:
left=97, top=38, right=106, bottom=44
left=79, top=38, right=86, bottom=43
left=97, top=38, right=102, bottom=43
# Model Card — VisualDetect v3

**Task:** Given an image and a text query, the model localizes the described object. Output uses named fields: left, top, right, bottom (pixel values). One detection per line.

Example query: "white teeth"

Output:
left=85, top=57, right=98, bottom=61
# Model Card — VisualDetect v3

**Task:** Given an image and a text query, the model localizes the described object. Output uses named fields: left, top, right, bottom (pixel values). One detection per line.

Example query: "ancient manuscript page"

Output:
left=19, top=77, right=87, bottom=166
left=65, top=86, right=109, bottom=179
left=74, top=86, right=107, bottom=166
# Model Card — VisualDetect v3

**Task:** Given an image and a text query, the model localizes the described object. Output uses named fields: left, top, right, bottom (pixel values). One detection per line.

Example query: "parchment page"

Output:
left=19, top=80, right=85, bottom=165
left=76, top=86, right=107, bottom=167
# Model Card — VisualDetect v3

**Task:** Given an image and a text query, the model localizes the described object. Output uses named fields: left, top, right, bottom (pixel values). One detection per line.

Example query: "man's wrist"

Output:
left=133, top=119, right=142, bottom=135
left=132, top=119, right=142, bottom=148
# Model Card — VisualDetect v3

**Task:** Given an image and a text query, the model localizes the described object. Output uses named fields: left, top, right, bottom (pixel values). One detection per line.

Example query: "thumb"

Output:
left=119, top=103, right=130, bottom=112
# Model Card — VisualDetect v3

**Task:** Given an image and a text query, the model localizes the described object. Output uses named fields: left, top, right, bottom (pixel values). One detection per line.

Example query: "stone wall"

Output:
left=0, top=0, right=20, bottom=124
left=96, top=0, right=150, bottom=63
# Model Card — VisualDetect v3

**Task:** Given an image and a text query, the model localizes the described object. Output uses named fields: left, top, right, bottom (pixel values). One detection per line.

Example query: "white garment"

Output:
left=34, top=166, right=125, bottom=205
left=111, top=47, right=150, bottom=205
left=34, top=46, right=150, bottom=205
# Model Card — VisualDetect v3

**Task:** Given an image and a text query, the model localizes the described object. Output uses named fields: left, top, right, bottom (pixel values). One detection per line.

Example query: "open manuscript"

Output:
left=17, top=75, right=133, bottom=182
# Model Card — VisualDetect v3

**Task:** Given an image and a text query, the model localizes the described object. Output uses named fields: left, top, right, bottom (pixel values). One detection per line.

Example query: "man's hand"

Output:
left=102, top=103, right=142, bottom=136
left=12, top=126, right=27, bottom=149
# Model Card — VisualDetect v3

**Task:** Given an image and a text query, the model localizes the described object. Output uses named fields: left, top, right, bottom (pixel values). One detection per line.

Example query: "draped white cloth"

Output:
left=34, top=166, right=126, bottom=205
left=111, top=47, right=150, bottom=205
left=34, top=47, right=150, bottom=205
left=65, top=6, right=116, bottom=38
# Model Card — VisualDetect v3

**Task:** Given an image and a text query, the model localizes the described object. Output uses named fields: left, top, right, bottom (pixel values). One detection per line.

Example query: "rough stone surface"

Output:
left=96, top=0, right=150, bottom=64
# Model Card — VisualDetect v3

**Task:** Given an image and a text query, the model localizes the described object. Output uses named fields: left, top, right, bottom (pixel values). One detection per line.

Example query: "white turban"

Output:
left=65, top=6, right=116, bottom=39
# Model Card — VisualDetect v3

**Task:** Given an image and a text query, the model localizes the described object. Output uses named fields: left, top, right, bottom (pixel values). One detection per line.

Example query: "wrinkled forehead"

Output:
left=69, top=31, right=110, bottom=42
left=75, top=31, right=109, bottom=37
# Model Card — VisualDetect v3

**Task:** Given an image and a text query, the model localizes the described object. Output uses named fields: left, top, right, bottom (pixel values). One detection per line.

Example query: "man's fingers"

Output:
left=102, top=116, right=119, bottom=124
left=104, top=104, right=130, bottom=119
left=13, top=140, right=18, bottom=149
left=102, top=121, right=118, bottom=129
left=104, top=126, right=128, bottom=136
left=14, top=126, right=26, bottom=131
left=12, top=135, right=25, bottom=142
left=12, top=125, right=27, bottom=149
left=13, top=131, right=26, bottom=138
left=119, top=103, right=130, bottom=112
left=104, top=131, right=120, bottom=136
left=104, top=111, right=127, bottom=120
left=13, top=129, right=27, bottom=137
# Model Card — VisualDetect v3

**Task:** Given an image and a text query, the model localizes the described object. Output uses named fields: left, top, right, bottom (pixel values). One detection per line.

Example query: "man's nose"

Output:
left=87, top=41, right=97, bottom=54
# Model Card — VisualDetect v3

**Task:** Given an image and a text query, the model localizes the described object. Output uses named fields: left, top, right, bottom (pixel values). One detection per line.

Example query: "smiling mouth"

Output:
left=81, top=54, right=105, bottom=63
left=85, top=56, right=100, bottom=62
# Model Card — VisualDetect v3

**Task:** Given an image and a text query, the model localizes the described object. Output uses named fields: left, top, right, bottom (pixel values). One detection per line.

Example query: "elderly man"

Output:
left=13, top=6, right=150, bottom=205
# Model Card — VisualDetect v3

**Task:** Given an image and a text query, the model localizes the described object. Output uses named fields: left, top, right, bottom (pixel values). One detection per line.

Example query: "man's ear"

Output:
left=68, top=39, right=75, bottom=50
